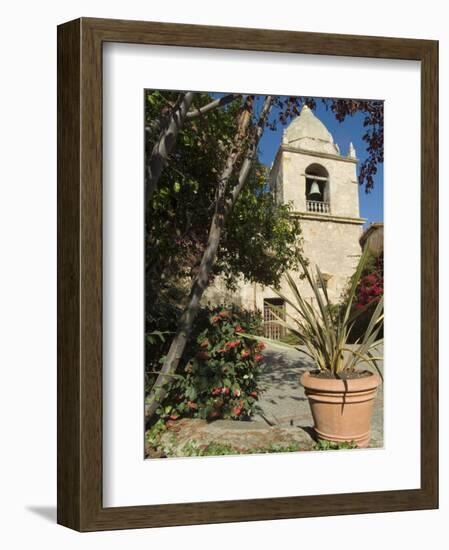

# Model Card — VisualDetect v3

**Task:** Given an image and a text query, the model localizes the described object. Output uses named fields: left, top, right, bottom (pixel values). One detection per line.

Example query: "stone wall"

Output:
left=204, top=215, right=363, bottom=316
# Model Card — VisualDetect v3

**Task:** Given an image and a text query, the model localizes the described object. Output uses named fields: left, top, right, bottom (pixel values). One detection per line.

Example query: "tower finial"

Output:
left=348, top=142, right=356, bottom=158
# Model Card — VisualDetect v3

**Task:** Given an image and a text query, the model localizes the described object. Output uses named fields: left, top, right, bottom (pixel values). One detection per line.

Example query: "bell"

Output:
left=309, top=180, right=321, bottom=198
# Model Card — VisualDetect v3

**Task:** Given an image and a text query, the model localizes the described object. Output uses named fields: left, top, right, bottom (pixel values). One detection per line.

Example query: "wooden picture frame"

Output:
left=57, top=17, right=438, bottom=531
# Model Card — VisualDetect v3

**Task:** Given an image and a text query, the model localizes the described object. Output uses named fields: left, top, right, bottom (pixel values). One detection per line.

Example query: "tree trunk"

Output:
left=146, top=92, right=196, bottom=204
left=145, top=96, right=273, bottom=422
left=145, top=199, right=226, bottom=419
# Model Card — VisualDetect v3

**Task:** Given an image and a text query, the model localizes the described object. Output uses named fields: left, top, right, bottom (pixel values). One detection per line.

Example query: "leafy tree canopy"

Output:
left=145, top=91, right=303, bottom=303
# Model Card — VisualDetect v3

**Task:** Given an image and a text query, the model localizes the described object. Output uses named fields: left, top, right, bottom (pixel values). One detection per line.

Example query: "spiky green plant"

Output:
left=251, top=248, right=383, bottom=379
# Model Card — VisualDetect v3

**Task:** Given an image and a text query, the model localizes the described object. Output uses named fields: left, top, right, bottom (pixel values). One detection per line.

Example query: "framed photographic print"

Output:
left=57, top=17, right=438, bottom=531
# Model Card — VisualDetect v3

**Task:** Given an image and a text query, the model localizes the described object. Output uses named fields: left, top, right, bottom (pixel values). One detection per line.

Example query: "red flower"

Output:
left=217, top=348, right=227, bottom=354
left=187, top=401, right=197, bottom=409
left=225, top=340, right=240, bottom=350
left=211, top=315, right=220, bottom=323
left=241, top=349, right=250, bottom=359
left=218, top=310, right=230, bottom=318
left=222, top=387, right=230, bottom=396
left=256, top=342, right=266, bottom=352
left=249, top=391, right=258, bottom=398
left=233, top=388, right=241, bottom=397
left=235, top=325, right=244, bottom=333
left=254, top=354, right=264, bottom=363
left=169, top=414, right=179, bottom=421
left=200, top=338, right=209, bottom=348
left=232, top=406, right=242, bottom=416
left=365, top=273, right=377, bottom=285
left=211, top=387, right=222, bottom=396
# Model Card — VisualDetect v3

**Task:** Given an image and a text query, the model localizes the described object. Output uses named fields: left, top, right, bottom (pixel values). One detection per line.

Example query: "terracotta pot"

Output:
left=300, top=370, right=381, bottom=448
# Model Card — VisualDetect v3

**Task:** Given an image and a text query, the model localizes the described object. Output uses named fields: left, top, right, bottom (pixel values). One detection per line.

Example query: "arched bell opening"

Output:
left=305, top=164, right=330, bottom=214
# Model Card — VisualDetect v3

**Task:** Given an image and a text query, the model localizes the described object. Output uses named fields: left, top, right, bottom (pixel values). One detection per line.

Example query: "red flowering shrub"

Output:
left=354, top=253, right=384, bottom=310
left=158, top=305, right=265, bottom=421
left=347, top=252, right=384, bottom=342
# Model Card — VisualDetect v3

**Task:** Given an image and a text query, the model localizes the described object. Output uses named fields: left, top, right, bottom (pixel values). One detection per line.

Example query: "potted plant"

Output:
left=264, top=249, right=383, bottom=448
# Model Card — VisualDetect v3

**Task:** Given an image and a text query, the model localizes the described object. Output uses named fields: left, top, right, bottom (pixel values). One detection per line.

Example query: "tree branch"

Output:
left=186, top=94, right=240, bottom=119
left=227, top=96, right=273, bottom=212
left=146, top=91, right=196, bottom=205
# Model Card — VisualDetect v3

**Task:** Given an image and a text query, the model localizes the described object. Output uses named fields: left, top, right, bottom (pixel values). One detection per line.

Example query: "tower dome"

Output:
left=283, top=104, right=340, bottom=155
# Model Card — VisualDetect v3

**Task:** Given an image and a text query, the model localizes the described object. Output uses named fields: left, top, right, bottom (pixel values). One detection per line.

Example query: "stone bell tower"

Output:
left=204, top=105, right=366, bottom=336
left=269, top=104, right=366, bottom=306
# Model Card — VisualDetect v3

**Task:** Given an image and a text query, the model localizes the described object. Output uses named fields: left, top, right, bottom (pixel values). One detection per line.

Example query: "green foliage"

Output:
left=154, top=305, right=266, bottom=422
left=219, top=165, right=303, bottom=289
left=145, top=419, right=167, bottom=450
left=254, top=442, right=303, bottom=453
left=145, top=300, right=180, bottom=395
left=313, top=439, right=358, bottom=451
left=145, top=436, right=304, bottom=458
left=145, top=91, right=240, bottom=298
left=181, top=441, right=237, bottom=456
left=145, top=91, right=303, bottom=306
left=180, top=440, right=303, bottom=457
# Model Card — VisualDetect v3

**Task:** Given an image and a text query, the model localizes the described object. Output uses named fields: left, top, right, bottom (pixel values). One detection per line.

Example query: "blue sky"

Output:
left=256, top=97, right=384, bottom=226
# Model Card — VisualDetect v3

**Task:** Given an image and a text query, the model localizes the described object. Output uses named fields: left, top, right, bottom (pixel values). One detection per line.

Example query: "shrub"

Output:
left=350, top=252, right=384, bottom=343
left=180, top=440, right=303, bottom=457
left=354, top=252, right=384, bottom=310
left=155, top=304, right=265, bottom=422
left=313, top=439, right=358, bottom=451
left=333, top=251, right=384, bottom=344
left=145, top=300, right=181, bottom=396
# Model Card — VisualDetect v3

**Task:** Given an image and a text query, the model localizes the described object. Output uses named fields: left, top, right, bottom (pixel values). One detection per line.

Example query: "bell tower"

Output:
left=269, top=105, right=366, bottom=304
